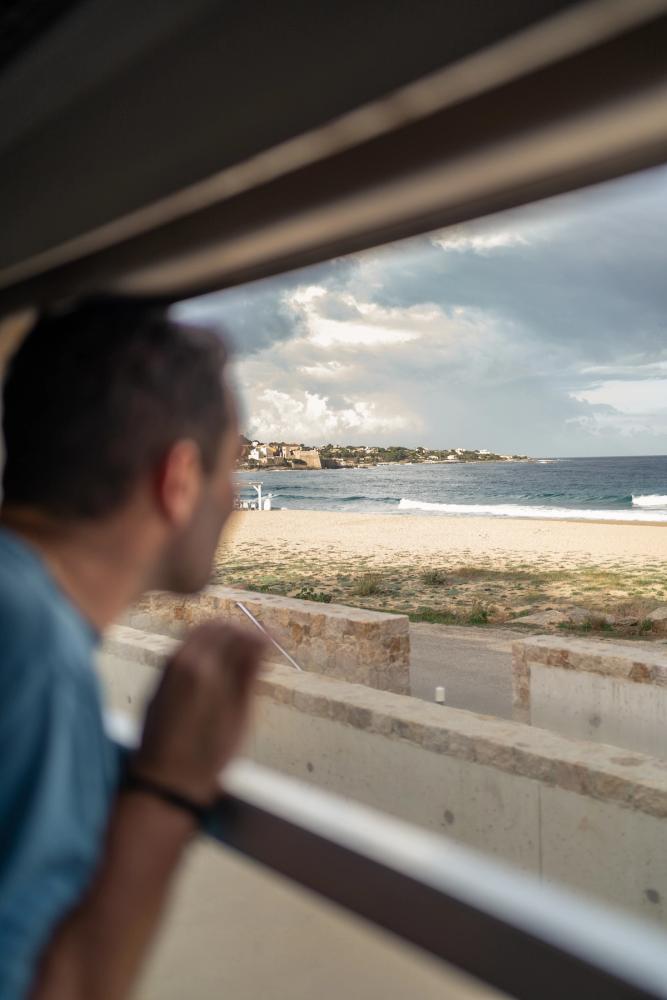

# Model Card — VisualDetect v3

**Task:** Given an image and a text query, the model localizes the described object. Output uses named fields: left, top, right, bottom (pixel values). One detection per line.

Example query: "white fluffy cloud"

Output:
left=246, top=389, right=410, bottom=441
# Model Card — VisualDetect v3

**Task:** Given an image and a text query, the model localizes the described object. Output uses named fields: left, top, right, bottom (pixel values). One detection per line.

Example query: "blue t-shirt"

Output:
left=0, top=528, right=121, bottom=999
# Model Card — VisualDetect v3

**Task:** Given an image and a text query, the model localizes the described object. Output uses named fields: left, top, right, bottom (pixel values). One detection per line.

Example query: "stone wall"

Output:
left=513, top=635, right=667, bottom=757
left=123, top=586, right=410, bottom=694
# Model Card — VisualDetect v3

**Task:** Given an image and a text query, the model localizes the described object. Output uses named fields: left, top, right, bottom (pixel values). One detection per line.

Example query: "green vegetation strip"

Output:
left=213, top=547, right=667, bottom=638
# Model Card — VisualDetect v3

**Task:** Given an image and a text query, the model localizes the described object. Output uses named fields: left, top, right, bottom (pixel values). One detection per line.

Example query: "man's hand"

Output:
left=130, top=622, right=267, bottom=805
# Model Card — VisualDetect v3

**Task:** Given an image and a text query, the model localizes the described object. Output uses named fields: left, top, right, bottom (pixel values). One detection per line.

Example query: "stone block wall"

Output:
left=512, top=635, right=667, bottom=757
left=123, top=586, right=410, bottom=694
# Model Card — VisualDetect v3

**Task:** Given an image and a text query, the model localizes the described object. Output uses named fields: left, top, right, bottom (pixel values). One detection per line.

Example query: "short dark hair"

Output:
left=2, top=297, right=229, bottom=519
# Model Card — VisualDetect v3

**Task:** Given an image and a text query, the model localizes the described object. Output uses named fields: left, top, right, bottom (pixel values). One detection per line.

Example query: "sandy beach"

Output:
left=214, top=511, right=667, bottom=630
left=222, top=510, right=667, bottom=565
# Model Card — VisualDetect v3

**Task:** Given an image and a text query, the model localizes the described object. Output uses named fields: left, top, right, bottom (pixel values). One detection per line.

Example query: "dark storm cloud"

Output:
left=174, top=257, right=355, bottom=355
left=354, top=166, right=667, bottom=368
left=182, top=163, right=667, bottom=367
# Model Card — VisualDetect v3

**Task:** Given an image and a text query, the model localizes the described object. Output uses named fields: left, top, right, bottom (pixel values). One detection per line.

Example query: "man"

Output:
left=0, top=298, right=265, bottom=999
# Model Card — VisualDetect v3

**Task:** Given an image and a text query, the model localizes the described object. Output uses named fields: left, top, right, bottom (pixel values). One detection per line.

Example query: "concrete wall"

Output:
left=123, top=586, right=410, bottom=694
left=99, top=625, right=667, bottom=927
left=100, top=628, right=503, bottom=1000
left=513, top=635, right=667, bottom=757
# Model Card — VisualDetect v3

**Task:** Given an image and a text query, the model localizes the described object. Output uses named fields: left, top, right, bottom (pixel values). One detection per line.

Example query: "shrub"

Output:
left=293, top=586, right=332, bottom=603
left=353, top=572, right=383, bottom=597
left=467, top=602, right=492, bottom=626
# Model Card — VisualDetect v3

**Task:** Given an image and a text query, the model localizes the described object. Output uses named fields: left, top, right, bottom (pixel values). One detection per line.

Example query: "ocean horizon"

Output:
left=237, top=455, right=667, bottom=523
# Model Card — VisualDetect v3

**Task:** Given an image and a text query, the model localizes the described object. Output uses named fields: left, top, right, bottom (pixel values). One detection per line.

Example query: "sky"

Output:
left=175, top=164, right=667, bottom=458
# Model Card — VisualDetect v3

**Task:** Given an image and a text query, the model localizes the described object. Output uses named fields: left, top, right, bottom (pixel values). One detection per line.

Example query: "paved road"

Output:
left=409, top=623, right=525, bottom=719
left=408, top=624, right=667, bottom=720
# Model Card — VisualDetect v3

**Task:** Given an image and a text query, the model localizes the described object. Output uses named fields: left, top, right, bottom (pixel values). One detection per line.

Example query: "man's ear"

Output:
left=154, top=439, right=203, bottom=527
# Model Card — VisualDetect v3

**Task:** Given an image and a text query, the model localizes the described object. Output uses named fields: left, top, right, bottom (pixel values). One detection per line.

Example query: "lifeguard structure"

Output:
left=235, top=481, right=273, bottom=511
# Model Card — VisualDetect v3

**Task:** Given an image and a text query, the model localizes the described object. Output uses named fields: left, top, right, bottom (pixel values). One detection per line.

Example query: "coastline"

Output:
left=238, top=458, right=534, bottom=471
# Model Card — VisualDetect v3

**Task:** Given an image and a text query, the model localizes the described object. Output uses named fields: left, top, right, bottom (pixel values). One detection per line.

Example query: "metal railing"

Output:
left=108, top=712, right=667, bottom=1000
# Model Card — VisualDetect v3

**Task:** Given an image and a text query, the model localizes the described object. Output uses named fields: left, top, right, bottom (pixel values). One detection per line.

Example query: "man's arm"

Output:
left=30, top=622, right=265, bottom=1000
left=30, top=793, right=194, bottom=1000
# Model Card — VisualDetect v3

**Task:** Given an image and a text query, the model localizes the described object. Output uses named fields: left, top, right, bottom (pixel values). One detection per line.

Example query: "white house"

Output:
left=249, top=444, right=275, bottom=463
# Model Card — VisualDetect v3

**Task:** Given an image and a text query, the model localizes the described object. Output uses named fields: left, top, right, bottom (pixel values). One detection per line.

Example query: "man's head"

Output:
left=2, top=297, right=239, bottom=593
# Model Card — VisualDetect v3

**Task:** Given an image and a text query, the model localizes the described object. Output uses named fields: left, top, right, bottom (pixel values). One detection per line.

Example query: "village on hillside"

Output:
left=239, top=438, right=529, bottom=470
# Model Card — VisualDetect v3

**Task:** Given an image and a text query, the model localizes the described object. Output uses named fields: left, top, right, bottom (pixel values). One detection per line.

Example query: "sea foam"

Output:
left=398, top=498, right=667, bottom=522
left=632, top=494, right=667, bottom=508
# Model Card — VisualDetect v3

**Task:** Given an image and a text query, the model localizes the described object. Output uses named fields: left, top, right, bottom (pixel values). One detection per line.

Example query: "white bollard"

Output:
left=435, top=686, right=446, bottom=705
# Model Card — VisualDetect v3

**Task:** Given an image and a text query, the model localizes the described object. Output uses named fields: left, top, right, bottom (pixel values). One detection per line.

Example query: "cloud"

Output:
left=566, top=408, right=667, bottom=439
left=572, top=379, right=667, bottom=414
left=308, top=318, right=419, bottom=348
left=173, top=258, right=356, bottom=355
left=297, top=361, right=352, bottom=380
left=433, top=227, right=531, bottom=253
left=179, top=163, right=667, bottom=455
left=245, top=389, right=410, bottom=442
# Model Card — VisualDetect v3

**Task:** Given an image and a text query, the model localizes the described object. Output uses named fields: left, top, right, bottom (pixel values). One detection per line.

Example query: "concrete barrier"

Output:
left=513, top=635, right=667, bottom=757
left=99, top=624, right=667, bottom=926
left=122, top=586, right=410, bottom=694
left=100, top=627, right=501, bottom=1000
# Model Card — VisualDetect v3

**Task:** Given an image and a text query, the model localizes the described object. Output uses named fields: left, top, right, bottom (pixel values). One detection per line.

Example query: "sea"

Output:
left=237, top=455, right=667, bottom=523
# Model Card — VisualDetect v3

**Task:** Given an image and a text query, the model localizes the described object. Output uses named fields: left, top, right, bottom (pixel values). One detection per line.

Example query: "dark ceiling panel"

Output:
left=1, top=0, right=667, bottom=313
left=0, top=0, right=86, bottom=75
left=0, top=0, right=581, bottom=275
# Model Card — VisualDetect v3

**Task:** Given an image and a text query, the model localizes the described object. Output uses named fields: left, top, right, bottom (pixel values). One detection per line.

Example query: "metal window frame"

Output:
left=10, top=0, right=667, bottom=986
left=2, top=0, right=667, bottom=311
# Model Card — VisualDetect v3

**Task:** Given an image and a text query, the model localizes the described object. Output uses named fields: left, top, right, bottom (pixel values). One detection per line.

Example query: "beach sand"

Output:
left=222, top=510, right=667, bottom=564
left=214, top=511, right=667, bottom=630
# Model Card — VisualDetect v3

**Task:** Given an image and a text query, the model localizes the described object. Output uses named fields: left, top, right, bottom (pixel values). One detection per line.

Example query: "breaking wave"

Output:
left=398, top=498, right=667, bottom=522
left=632, top=494, right=667, bottom=508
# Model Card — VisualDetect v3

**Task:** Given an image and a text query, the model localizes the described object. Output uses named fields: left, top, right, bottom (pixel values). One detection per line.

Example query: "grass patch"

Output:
left=246, top=574, right=286, bottom=594
left=352, top=572, right=384, bottom=597
left=407, top=601, right=495, bottom=626
left=408, top=608, right=458, bottom=625
left=212, top=546, right=666, bottom=637
left=448, top=566, right=499, bottom=581
left=558, top=600, right=659, bottom=639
